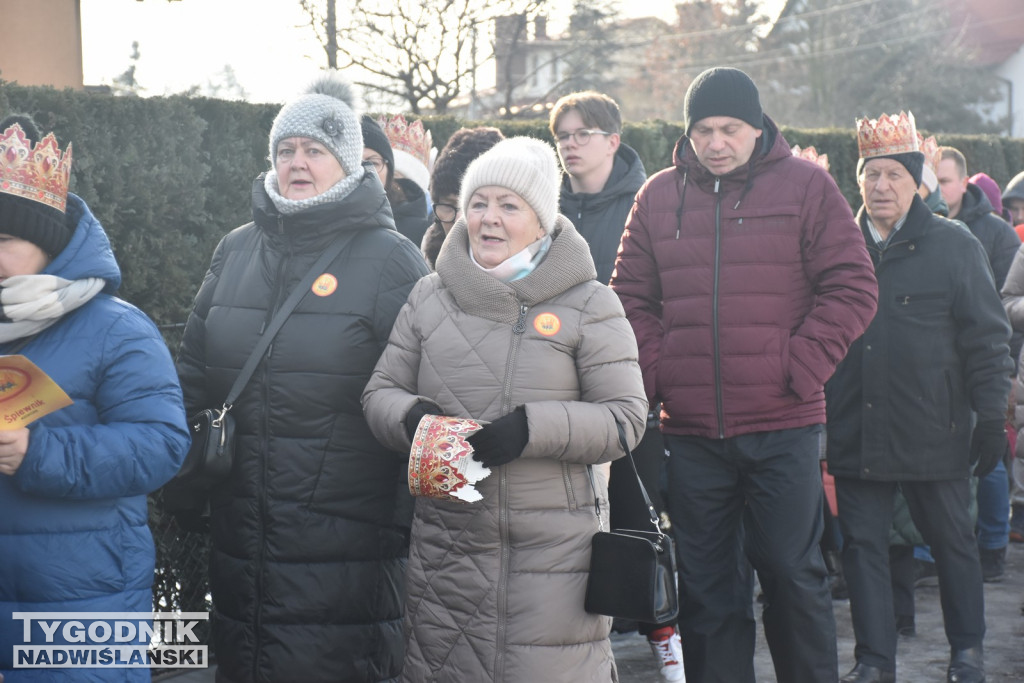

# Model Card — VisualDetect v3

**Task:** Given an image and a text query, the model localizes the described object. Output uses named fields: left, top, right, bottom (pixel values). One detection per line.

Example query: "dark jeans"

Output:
left=665, top=425, right=838, bottom=683
left=836, top=477, right=985, bottom=670
left=608, top=421, right=674, bottom=636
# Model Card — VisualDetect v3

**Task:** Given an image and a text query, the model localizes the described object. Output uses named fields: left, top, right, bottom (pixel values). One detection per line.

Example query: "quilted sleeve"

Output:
left=363, top=277, right=441, bottom=453
left=787, top=169, right=878, bottom=400
left=14, top=309, right=190, bottom=499
left=609, top=184, right=664, bottom=405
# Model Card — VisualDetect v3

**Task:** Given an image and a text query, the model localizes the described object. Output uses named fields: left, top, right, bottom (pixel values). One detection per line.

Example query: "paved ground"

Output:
left=161, top=543, right=1024, bottom=682
left=613, top=541, right=1024, bottom=682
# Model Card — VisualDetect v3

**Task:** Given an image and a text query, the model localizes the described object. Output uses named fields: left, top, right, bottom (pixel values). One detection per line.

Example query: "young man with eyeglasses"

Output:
left=550, top=91, right=689, bottom=681
left=550, top=91, right=647, bottom=285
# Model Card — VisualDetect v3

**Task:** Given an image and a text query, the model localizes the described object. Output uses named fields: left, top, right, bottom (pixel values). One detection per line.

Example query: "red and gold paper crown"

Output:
left=917, top=133, right=941, bottom=172
left=856, top=111, right=919, bottom=160
left=0, top=123, right=72, bottom=213
left=377, top=114, right=433, bottom=169
left=791, top=144, right=830, bottom=172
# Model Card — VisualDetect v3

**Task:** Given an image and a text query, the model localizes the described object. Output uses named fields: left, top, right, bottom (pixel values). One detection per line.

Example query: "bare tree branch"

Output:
left=299, top=0, right=546, bottom=113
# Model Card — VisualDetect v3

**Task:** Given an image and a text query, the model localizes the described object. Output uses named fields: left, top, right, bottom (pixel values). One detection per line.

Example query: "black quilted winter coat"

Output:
left=177, top=172, right=429, bottom=683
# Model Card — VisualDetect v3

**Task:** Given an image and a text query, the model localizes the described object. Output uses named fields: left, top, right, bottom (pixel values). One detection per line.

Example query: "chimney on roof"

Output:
left=535, top=16, right=547, bottom=40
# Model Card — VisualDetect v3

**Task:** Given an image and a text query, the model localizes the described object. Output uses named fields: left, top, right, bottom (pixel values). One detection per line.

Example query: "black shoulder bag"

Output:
left=584, top=424, right=679, bottom=624
left=164, top=231, right=358, bottom=512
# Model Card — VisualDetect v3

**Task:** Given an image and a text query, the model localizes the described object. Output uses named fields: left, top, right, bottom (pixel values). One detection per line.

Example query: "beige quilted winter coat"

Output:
left=363, top=215, right=647, bottom=682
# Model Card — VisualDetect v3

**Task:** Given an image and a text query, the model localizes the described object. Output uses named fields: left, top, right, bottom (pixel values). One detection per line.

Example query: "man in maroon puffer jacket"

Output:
left=610, top=67, right=878, bottom=683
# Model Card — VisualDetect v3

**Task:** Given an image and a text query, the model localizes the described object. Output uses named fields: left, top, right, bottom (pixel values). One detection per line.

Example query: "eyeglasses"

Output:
left=555, top=129, right=612, bottom=146
left=363, top=156, right=387, bottom=173
left=433, top=203, right=458, bottom=223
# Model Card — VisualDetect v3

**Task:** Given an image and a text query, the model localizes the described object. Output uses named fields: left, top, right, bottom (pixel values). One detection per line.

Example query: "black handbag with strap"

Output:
left=162, top=231, right=358, bottom=517
left=584, top=424, right=679, bottom=624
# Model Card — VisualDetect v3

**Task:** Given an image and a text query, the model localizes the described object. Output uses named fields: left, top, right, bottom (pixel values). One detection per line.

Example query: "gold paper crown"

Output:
left=377, top=114, right=433, bottom=168
left=0, top=123, right=72, bottom=213
left=856, top=111, right=919, bottom=160
left=917, top=133, right=941, bottom=172
left=791, top=144, right=830, bottom=172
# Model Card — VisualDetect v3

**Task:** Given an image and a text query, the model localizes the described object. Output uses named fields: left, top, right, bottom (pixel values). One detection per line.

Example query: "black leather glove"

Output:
left=970, top=420, right=1009, bottom=479
left=405, top=401, right=438, bottom=441
left=469, top=406, right=529, bottom=468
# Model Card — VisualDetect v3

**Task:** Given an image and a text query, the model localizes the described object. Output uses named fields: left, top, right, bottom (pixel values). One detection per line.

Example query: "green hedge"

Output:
left=3, top=82, right=1023, bottom=337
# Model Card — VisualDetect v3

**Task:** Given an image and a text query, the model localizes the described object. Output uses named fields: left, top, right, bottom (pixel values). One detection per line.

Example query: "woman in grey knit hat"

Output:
left=175, top=71, right=429, bottom=683
left=362, top=136, right=648, bottom=682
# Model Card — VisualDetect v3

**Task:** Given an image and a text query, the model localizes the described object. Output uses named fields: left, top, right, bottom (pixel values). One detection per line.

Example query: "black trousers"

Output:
left=889, top=544, right=916, bottom=622
left=836, top=477, right=985, bottom=671
left=665, top=425, right=838, bottom=683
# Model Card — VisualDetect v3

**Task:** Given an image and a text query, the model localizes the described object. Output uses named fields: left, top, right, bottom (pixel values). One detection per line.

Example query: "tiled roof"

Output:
left=945, top=0, right=1024, bottom=66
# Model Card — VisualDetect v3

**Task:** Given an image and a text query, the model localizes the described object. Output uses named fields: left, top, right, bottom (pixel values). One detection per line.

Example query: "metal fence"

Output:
left=149, top=495, right=213, bottom=672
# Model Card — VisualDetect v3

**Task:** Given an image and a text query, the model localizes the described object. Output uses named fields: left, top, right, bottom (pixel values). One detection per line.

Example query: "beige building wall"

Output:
left=0, top=0, right=83, bottom=90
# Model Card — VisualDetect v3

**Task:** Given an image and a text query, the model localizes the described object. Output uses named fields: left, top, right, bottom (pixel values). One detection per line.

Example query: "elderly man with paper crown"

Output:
left=825, top=111, right=1012, bottom=683
left=0, top=114, right=189, bottom=682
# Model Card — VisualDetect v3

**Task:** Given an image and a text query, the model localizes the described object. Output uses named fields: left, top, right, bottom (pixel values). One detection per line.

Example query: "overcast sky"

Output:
left=80, top=0, right=698, bottom=105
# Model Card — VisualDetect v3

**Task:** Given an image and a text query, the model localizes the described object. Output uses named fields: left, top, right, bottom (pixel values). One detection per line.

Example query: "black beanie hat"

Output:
left=0, top=114, right=72, bottom=258
left=429, top=126, right=505, bottom=204
left=360, top=115, right=394, bottom=181
left=856, top=151, right=925, bottom=187
left=683, top=67, right=763, bottom=135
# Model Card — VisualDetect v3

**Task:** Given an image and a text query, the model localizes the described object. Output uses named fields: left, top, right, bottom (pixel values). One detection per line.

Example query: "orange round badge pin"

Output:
left=533, top=313, right=561, bottom=336
left=312, top=273, right=338, bottom=297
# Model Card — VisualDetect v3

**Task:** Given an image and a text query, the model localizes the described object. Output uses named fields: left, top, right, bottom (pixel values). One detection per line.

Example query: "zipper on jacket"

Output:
left=251, top=349, right=272, bottom=682
left=261, top=251, right=292, bottom=334
left=712, top=178, right=726, bottom=439
left=253, top=240, right=291, bottom=677
left=502, top=304, right=529, bottom=411
left=495, top=304, right=527, bottom=678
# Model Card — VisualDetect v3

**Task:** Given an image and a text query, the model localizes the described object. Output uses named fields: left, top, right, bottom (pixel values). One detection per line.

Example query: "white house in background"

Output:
left=772, top=0, right=1024, bottom=136
left=486, top=15, right=569, bottom=118
left=947, top=0, right=1024, bottom=136
left=463, top=12, right=674, bottom=119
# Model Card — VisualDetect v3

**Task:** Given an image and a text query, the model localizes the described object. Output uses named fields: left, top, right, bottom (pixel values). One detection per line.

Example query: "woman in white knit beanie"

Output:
left=458, top=136, right=561, bottom=280
left=362, top=135, right=648, bottom=682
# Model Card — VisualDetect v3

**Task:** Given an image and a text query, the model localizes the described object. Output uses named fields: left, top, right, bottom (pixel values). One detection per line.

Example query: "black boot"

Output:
left=947, top=646, right=985, bottom=683
left=840, top=662, right=896, bottom=683
left=824, top=549, right=849, bottom=600
left=979, top=546, right=1005, bottom=583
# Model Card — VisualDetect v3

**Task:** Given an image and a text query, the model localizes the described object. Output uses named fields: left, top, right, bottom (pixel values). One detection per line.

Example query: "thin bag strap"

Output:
left=222, top=230, right=358, bottom=409
left=588, top=423, right=661, bottom=535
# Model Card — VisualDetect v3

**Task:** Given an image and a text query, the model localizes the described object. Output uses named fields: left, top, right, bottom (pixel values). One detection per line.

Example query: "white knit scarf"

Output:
left=0, top=274, right=106, bottom=343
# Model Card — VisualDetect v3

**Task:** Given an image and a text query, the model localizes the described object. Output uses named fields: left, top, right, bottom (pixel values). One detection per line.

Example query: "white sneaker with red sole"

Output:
left=648, top=628, right=685, bottom=682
